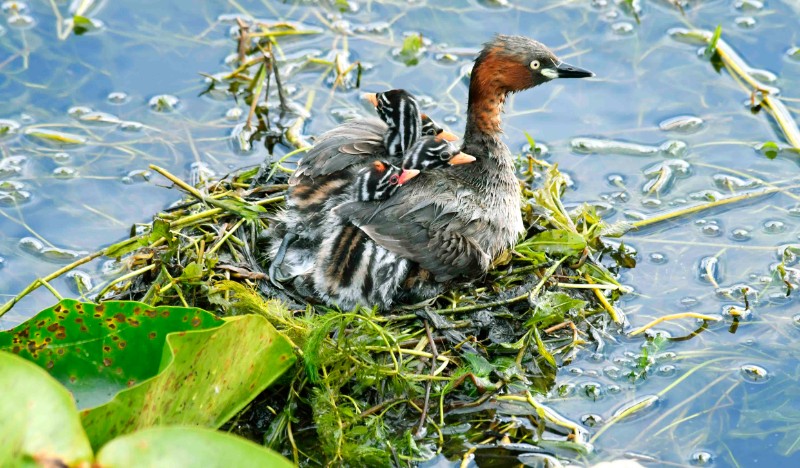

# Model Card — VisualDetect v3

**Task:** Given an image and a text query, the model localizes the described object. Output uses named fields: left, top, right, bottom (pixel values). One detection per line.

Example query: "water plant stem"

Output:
left=627, top=312, right=721, bottom=337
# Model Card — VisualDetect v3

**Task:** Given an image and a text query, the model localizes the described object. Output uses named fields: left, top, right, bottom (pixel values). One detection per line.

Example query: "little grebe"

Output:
left=269, top=35, right=592, bottom=309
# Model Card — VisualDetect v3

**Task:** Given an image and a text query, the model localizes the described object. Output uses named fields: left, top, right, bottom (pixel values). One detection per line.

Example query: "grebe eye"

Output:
left=530, top=60, right=540, bottom=70
left=389, top=174, right=400, bottom=185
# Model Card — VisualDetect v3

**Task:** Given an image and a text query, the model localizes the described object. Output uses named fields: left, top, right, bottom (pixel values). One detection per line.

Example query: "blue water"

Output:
left=2, top=0, right=800, bottom=465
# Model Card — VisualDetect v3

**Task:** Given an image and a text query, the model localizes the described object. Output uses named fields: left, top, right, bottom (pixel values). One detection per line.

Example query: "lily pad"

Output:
left=0, top=299, right=223, bottom=408
left=0, top=300, right=296, bottom=449
left=96, top=426, right=293, bottom=467
left=0, top=351, right=93, bottom=466
left=79, top=313, right=295, bottom=448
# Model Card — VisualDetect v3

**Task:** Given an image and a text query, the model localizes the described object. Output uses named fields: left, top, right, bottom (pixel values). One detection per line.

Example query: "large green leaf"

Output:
left=96, top=426, right=293, bottom=467
left=0, top=299, right=297, bottom=450
left=0, top=351, right=93, bottom=466
left=80, top=313, right=296, bottom=448
left=0, top=299, right=223, bottom=409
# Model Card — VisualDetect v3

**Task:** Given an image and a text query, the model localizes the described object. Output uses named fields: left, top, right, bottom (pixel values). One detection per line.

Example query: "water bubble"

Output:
left=0, top=187, right=30, bottom=205
left=148, top=94, right=180, bottom=112
left=763, top=219, right=786, bottom=234
left=65, top=270, right=93, bottom=294
left=698, top=256, right=722, bottom=284
left=591, top=0, right=608, bottom=8
left=701, top=224, right=722, bottom=237
left=788, top=47, right=800, bottom=62
left=788, top=205, right=800, bottom=217
left=730, top=228, right=751, bottom=241
left=680, top=296, right=699, bottom=308
left=722, top=304, right=751, bottom=320
left=580, top=382, right=604, bottom=401
left=581, top=414, right=603, bottom=427
left=101, top=259, right=125, bottom=276
left=659, top=115, right=704, bottom=133
left=644, top=329, right=672, bottom=341
left=613, top=356, right=634, bottom=367
left=734, top=0, right=763, bottom=11
left=660, top=140, right=688, bottom=158
left=39, top=246, right=88, bottom=262
left=655, top=351, right=677, bottom=362
left=67, top=106, right=93, bottom=118
left=641, top=198, right=662, bottom=208
left=649, top=252, right=667, bottom=264
left=119, top=121, right=143, bottom=132
left=690, top=451, right=714, bottom=466
left=623, top=210, right=647, bottom=221
left=607, top=384, right=621, bottom=394
left=107, top=91, right=129, bottom=104
left=330, top=107, right=361, bottom=123
left=229, top=122, right=260, bottom=154
left=188, top=162, right=216, bottom=187
left=353, top=21, right=390, bottom=35
left=607, top=191, right=629, bottom=203
left=0, top=119, right=20, bottom=140
left=225, top=107, right=243, bottom=121
left=65, top=16, right=104, bottom=34
left=740, top=364, right=768, bottom=382
left=603, top=365, right=622, bottom=379
left=656, top=365, right=676, bottom=377
left=1, top=1, right=28, bottom=14
left=604, top=10, right=619, bottom=19
left=607, top=174, right=626, bottom=187
left=556, top=383, right=575, bottom=397
left=79, top=111, right=121, bottom=126
left=611, top=22, right=635, bottom=35
left=713, top=174, right=758, bottom=190
left=765, top=292, right=793, bottom=305
left=121, top=169, right=151, bottom=185
left=735, top=16, right=756, bottom=28
left=53, top=167, right=77, bottom=178
left=52, top=152, right=70, bottom=164
left=0, top=155, right=26, bottom=178
left=567, top=367, right=583, bottom=376
left=19, top=236, right=44, bottom=254
left=7, top=13, right=35, bottom=29
left=690, top=190, right=723, bottom=202
left=793, top=314, right=800, bottom=327
left=749, top=68, right=776, bottom=83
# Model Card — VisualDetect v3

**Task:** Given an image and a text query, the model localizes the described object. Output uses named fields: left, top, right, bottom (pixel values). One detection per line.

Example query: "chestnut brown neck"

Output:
left=463, top=51, right=531, bottom=155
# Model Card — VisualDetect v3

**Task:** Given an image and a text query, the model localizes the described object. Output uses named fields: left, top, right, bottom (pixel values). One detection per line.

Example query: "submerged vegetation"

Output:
left=3, top=0, right=800, bottom=466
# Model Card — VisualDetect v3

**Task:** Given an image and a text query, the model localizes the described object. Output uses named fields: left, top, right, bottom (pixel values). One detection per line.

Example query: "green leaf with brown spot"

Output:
left=80, top=313, right=295, bottom=449
left=0, top=299, right=223, bottom=408
left=1, top=299, right=296, bottom=450
left=0, top=300, right=222, bottom=409
left=0, top=351, right=93, bottom=466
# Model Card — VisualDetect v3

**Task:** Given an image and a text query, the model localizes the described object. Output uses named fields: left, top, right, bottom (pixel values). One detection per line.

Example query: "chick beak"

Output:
left=397, top=168, right=421, bottom=185
left=448, top=152, right=477, bottom=165
left=363, top=93, right=379, bottom=107
left=435, top=130, right=459, bottom=142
